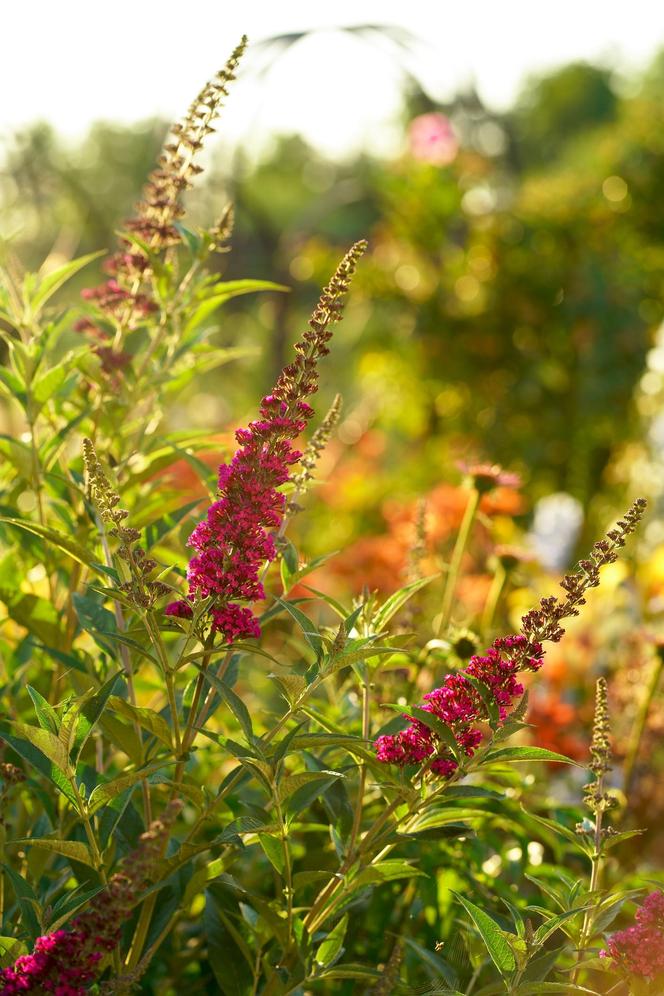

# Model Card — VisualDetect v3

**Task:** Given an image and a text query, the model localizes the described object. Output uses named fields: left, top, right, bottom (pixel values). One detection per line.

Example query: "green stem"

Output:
left=437, top=487, right=480, bottom=636
left=274, top=796, right=293, bottom=945
left=126, top=893, right=157, bottom=970
left=97, top=519, right=152, bottom=825
left=572, top=772, right=606, bottom=985
left=346, top=680, right=370, bottom=859
left=481, top=561, right=506, bottom=636
left=623, top=648, right=664, bottom=797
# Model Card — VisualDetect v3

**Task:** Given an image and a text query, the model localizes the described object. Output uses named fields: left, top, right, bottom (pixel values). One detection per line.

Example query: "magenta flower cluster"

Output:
left=166, top=397, right=314, bottom=641
left=600, top=891, right=664, bottom=981
left=165, top=240, right=365, bottom=641
left=375, top=634, right=543, bottom=777
left=0, top=917, right=113, bottom=995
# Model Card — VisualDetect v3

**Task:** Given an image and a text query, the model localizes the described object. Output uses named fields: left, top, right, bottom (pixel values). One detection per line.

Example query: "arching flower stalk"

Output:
left=77, top=36, right=248, bottom=363
left=376, top=498, right=646, bottom=778
left=165, top=242, right=366, bottom=642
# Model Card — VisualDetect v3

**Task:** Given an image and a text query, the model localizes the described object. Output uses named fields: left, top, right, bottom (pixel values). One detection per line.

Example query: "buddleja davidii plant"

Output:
left=265, top=500, right=647, bottom=995
left=0, top=241, right=370, bottom=993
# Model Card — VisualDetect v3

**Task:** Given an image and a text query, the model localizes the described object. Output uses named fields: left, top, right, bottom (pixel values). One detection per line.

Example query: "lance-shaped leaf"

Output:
left=108, top=696, right=173, bottom=749
left=87, top=761, right=169, bottom=814
left=485, top=746, right=578, bottom=765
left=407, top=706, right=462, bottom=761
left=275, top=598, right=323, bottom=656
left=29, top=250, right=105, bottom=314
left=277, top=769, right=344, bottom=805
left=453, top=893, right=516, bottom=978
left=372, top=574, right=438, bottom=631
left=315, top=914, right=349, bottom=968
left=10, top=838, right=96, bottom=869
left=195, top=665, right=254, bottom=744
left=27, top=686, right=60, bottom=735
left=0, top=518, right=104, bottom=576
left=71, top=671, right=124, bottom=764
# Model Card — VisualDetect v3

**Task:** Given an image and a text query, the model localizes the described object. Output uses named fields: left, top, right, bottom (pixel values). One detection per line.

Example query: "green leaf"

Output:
left=72, top=592, right=117, bottom=635
left=485, top=746, right=577, bottom=765
left=1, top=863, right=41, bottom=938
left=354, top=860, right=426, bottom=888
left=408, top=706, right=461, bottom=760
left=11, top=838, right=96, bottom=869
left=0, top=724, right=74, bottom=808
left=275, top=598, right=324, bottom=656
left=4, top=722, right=69, bottom=773
left=277, top=769, right=343, bottom=804
left=71, top=671, right=124, bottom=763
left=315, top=914, right=348, bottom=968
left=603, top=828, right=645, bottom=851
left=31, top=362, right=69, bottom=407
left=533, top=906, right=590, bottom=946
left=0, top=435, right=32, bottom=476
left=108, top=696, right=173, bottom=749
left=314, top=964, right=382, bottom=982
left=0, top=589, right=63, bottom=647
left=196, top=666, right=254, bottom=744
left=30, top=250, right=105, bottom=314
left=46, top=885, right=104, bottom=932
left=0, top=518, right=103, bottom=575
left=463, top=673, right=500, bottom=729
left=0, top=936, right=28, bottom=968
left=27, top=686, right=60, bottom=735
left=372, top=574, right=438, bottom=630
left=184, top=279, right=289, bottom=335
left=87, top=763, right=166, bottom=814
left=257, top=833, right=284, bottom=874
left=204, top=885, right=254, bottom=996
left=0, top=368, right=26, bottom=406
left=453, top=892, right=516, bottom=977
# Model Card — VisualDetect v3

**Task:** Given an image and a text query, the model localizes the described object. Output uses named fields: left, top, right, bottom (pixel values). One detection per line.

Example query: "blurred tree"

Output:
left=510, top=61, right=619, bottom=169
left=2, top=42, right=664, bottom=552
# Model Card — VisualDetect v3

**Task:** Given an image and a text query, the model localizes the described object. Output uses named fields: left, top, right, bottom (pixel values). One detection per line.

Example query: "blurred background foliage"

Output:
left=3, top=29, right=664, bottom=851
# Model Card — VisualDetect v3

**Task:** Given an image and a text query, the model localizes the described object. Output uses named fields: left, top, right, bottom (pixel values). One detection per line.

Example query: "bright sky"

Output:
left=3, top=1, right=664, bottom=158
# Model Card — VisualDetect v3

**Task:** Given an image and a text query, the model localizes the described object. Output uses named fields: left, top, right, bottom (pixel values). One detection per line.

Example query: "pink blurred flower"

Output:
left=409, top=113, right=459, bottom=166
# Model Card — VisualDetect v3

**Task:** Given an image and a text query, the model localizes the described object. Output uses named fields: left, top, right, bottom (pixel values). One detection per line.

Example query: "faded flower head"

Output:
left=493, top=544, right=535, bottom=572
left=457, top=461, right=521, bottom=494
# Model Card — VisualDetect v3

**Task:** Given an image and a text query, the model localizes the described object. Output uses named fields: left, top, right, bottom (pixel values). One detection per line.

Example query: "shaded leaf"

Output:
left=11, top=838, right=96, bottom=869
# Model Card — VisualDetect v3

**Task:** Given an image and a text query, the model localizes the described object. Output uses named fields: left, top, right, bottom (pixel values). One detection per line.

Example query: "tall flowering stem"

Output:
left=166, top=241, right=367, bottom=644
left=0, top=802, right=182, bottom=995
left=376, top=499, right=646, bottom=779
left=78, top=37, right=247, bottom=366
left=436, top=463, right=521, bottom=637
left=572, top=677, right=616, bottom=982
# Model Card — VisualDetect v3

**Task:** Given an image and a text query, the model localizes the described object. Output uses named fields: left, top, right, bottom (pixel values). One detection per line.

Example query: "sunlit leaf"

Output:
left=453, top=892, right=516, bottom=977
